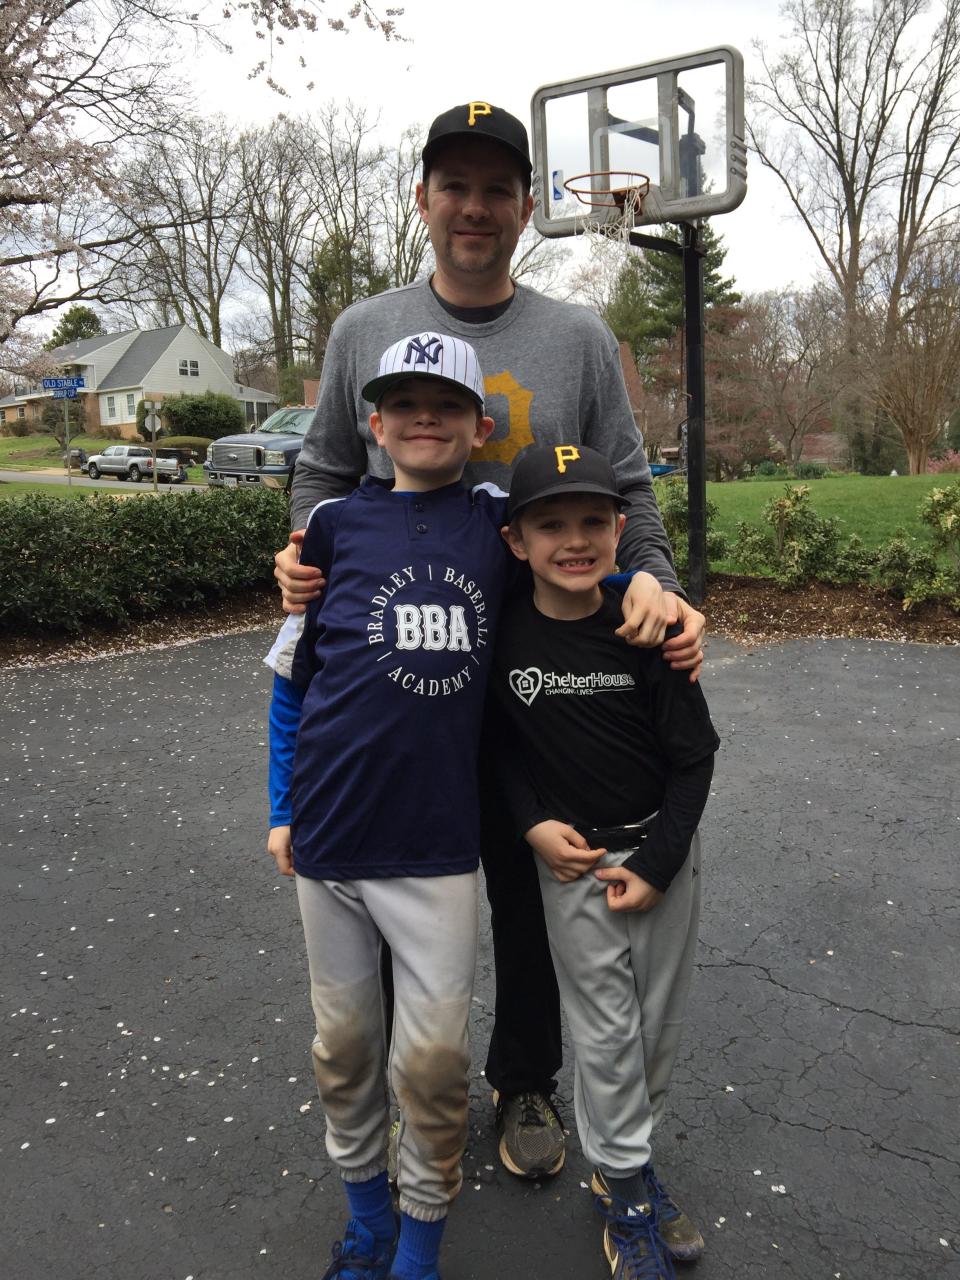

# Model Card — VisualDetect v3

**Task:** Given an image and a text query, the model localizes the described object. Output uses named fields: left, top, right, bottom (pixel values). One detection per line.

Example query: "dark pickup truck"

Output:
left=203, top=407, right=314, bottom=488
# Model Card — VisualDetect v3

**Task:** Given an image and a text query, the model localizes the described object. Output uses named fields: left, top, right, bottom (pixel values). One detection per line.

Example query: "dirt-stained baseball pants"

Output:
left=295, top=871, right=478, bottom=1222
left=535, top=836, right=701, bottom=1175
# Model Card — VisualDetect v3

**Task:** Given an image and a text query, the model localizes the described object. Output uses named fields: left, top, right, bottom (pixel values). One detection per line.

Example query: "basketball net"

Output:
left=564, top=170, right=650, bottom=244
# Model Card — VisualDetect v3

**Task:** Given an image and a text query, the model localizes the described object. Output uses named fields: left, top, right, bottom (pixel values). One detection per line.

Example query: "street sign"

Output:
left=52, top=388, right=78, bottom=400
left=42, top=376, right=85, bottom=389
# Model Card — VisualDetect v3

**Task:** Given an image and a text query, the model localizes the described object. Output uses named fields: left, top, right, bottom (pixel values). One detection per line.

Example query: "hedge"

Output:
left=1, top=488, right=289, bottom=633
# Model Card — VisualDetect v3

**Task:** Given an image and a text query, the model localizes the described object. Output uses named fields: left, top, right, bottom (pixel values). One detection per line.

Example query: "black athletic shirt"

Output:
left=489, top=587, right=720, bottom=891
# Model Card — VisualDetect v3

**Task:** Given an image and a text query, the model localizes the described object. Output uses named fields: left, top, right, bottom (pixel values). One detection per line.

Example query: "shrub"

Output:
left=927, top=451, right=960, bottom=474
left=793, top=461, right=828, bottom=480
left=0, top=488, right=289, bottom=633
left=732, top=484, right=862, bottom=587
left=1, top=418, right=33, bottom=438
left=655, top=476, right=728, bottom=571
left=871, top=531, right=943, bottom=608
left=161, top=391, right=245, bottom=440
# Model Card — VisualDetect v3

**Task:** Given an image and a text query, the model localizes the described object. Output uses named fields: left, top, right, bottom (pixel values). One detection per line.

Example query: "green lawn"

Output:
left=0, top=431, right=113, bottom=470
left=0, top=480, right=90, bottom=499
left=701, top=474, right=945, bottom=549
left=0, top=433, right=205, bottom=483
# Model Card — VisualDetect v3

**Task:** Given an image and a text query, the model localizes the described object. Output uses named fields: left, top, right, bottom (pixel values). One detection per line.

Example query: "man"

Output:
left=273, top=101, right=706, bottom=1184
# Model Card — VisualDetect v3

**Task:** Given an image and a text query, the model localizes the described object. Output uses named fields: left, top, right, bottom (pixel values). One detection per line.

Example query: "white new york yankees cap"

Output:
left=362, top=332, right=485, bottom=411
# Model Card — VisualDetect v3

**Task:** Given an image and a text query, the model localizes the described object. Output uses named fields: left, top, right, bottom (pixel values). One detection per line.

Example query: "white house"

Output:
left=0, top=325, right=276, bottom=436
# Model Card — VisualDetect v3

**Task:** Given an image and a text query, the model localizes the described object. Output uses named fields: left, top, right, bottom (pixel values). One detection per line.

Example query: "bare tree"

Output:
left=750, top=0, right=960, bottom=435
left=378, top=125, right=433, bottom=288
left=864, top=235, right=960, bottom=471
left=741, top=288, right=838, bottom=464
left=237, top=118, right=316, bottom=372
left=112, top=118, right=248, bottom=347
left=1, top=1, right=404, bottom=372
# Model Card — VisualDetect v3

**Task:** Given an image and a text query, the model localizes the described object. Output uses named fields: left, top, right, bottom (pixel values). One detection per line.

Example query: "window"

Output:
left=17, top=406, right=25, bottom=419
left=0, top=410, right=6, bottom=424
left=189, top=359, right=199, bottom=377
left=106, top=396, right=116, bottom=418
left=126, top=393, right=136, bottom=416
left=179, top=360, right=189, bottom=376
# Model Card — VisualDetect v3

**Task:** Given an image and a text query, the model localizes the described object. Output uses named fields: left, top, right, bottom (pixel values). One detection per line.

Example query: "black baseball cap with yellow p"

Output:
left=507, top=444, right=628, bottom=520
left=422, top=102, right=532, bottom=182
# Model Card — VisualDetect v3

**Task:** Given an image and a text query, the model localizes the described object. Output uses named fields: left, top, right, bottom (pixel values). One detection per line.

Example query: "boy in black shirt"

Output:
left=491, top=445, right=719, bottom=1280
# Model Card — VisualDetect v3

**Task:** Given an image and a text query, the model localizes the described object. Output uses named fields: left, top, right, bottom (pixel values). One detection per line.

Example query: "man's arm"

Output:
left=580, top=322, right=705, bottom=673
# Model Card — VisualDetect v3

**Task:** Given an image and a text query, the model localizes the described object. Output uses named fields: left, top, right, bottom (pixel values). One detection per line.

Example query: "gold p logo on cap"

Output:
left=467, top=102, right=493, bottom=127
left=554, top=445, right=581, bottom=473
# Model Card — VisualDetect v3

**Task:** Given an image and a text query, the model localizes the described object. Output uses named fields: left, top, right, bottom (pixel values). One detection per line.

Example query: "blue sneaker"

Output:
left=321, top=1217, right=395, bottom=1280
left=593, top=1166, right=704, bottom=1264
left=596, top=1193, right=675, bottom=1280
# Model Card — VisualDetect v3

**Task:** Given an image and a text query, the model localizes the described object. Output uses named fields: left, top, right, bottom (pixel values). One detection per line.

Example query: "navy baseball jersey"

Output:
left=289, top=476, right=512, bottom=880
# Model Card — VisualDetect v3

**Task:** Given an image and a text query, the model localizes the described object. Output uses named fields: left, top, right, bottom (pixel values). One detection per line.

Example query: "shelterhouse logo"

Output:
left=509, top=666, right=635, bottom=706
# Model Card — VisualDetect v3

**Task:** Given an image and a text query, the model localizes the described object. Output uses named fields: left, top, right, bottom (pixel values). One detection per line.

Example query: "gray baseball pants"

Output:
left=295, top=871, right=478, bottom=1222
left=535, top=835, right=701, bottom=1175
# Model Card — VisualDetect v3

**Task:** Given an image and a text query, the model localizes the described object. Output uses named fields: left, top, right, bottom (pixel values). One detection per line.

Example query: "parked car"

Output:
left=86, top=444, right=186, bottom=483
left=203, top=407, right=314, bottom=488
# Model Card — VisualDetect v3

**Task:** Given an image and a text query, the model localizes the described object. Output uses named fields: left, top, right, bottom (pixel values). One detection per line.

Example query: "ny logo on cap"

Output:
left=554, top=445, right=581, bottom=473
left=468, top=102, right=493, bottom=127
left=404, top=335, right=443, bottom=368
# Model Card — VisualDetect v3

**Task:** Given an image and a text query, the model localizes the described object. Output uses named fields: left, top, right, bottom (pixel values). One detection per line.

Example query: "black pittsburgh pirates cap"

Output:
left=508, top=444, right=628, bottom=520
left=422, top=102, right=532, bottom=180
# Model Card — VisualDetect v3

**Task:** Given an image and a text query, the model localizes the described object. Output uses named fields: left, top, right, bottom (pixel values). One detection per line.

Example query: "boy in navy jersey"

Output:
left=491, top=445, right=720, bottom=1280
left=265, top=332, right=505, bottom=1280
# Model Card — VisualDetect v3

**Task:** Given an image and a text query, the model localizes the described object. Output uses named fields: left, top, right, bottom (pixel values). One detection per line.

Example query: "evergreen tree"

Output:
left=604, top=222, right=740, bottom=366
left=44, top=305, right=105, bottom=350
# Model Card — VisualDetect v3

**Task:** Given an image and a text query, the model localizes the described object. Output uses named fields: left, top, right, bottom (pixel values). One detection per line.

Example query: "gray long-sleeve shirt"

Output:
left=290, top=278, right=680, bottom=592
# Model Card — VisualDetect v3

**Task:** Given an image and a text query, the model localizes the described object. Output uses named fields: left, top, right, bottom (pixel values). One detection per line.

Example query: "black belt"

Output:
left=575, top=812, right=658, bottom=852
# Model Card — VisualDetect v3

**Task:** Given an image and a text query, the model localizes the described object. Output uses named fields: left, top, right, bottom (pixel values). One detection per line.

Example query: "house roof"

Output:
left=51, top=330, right=139, bottom=362
left=95, top=326, right=187, bottom=390
left=48, top=324, right=194, bottom=390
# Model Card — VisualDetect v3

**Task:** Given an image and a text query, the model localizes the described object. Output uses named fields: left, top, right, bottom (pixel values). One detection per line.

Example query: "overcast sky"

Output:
left=187, top=0, right=820, bottom=296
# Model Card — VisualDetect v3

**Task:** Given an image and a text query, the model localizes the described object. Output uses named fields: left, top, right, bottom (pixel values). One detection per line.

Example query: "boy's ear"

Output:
left=501, top=523, right=530, bottom=562
left=473, top=415, right=495, bottom=449
left=614, top=511, right=626, bottom=542
left=370, top=410, right=385, bottom=447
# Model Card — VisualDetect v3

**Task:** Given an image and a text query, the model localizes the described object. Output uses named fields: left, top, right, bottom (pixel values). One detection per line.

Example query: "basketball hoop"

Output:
left=563, top=170, right=650, bottom=240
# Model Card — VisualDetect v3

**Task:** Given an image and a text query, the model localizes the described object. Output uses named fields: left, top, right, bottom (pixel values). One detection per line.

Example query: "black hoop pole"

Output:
left=682, top=222, right=707, bottom=606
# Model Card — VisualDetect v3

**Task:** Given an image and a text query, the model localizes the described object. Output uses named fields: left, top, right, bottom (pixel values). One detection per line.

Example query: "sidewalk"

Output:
left=1, top=631, right=956, bottom=1280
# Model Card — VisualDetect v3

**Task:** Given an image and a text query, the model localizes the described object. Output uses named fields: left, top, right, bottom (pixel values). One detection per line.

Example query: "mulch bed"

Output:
left=1, top=577, right=957, bottom=671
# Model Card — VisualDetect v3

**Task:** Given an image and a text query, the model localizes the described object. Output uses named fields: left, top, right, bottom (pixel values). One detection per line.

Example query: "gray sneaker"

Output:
left=592, top=1166, right=704, bottom=1264
left=493, top=1089, right=565, bottom=1178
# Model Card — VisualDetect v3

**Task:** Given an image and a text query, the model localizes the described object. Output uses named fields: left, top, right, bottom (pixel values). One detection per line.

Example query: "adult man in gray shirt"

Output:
left=274, top=102, right=706, bottom=1193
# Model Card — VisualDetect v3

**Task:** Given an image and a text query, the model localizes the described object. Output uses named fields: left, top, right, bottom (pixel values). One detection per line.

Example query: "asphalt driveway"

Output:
left=1, top=631, right=957, bottom=1280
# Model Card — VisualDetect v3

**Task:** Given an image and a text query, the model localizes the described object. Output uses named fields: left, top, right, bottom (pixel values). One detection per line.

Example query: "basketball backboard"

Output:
left=530, top=46, right=746, bottom=237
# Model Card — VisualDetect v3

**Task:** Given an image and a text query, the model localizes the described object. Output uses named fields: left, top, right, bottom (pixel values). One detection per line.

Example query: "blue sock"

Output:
left=389, top=1212, right=446, bottom=1279
left=343, top=1171, right=396, bottom=1246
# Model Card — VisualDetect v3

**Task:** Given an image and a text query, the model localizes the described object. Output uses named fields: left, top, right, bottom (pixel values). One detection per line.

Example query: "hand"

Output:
left=267, top=826, right=294, bottom=877
left=274, top=531, right=327, bottom=615
left=593, top=864, right=664, bottom=913
left=615, top=572, right=675, bottom=647
left=661, top=595, right=706, bottom=683
left=525, top=820, right=606, bottom=882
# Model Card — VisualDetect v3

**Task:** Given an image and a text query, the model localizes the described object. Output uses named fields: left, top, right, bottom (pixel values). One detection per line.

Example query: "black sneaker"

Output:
left=592, top=1166, right=704, bottom=1264
left=493, top=1089, right=565, bottom=1178
left=596, top=1193, right=676, bottom=1279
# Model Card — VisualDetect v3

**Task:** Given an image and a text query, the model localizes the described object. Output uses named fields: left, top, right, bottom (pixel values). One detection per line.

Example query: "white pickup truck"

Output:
left=86, top=445, right=186, bottom=483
